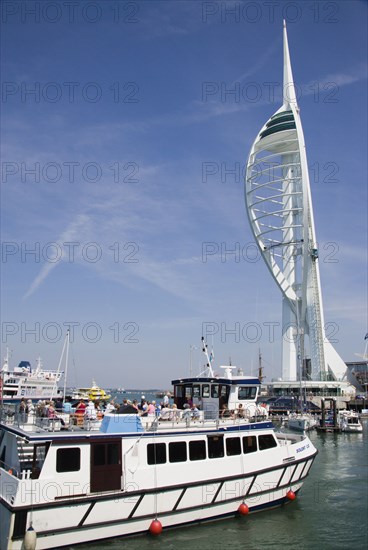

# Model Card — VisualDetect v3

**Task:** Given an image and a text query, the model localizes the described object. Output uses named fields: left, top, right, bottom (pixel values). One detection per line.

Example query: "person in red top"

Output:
left=75, top=399, right=87, bottom=417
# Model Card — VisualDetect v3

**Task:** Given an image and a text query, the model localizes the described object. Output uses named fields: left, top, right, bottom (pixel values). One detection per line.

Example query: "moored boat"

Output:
left=0, top=349, right=63, bottom=403
left=338, top=410, right=363, bottom=433
left=0, top=337, right=318, bottom=550
left=71, top=381, right=111, bottom=402
left=287, top=413, right=318, bottom=432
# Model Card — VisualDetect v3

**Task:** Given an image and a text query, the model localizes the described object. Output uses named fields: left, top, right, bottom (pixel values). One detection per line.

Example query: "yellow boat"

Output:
left=72, top=380, right=111, bottom=401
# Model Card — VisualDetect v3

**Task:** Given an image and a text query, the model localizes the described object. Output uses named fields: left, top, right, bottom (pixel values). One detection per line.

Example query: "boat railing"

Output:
left=0, top=459, right=22, bottom=480
left=140, top=412, right=271, bottom=432
left=0, top=407, right=272, bottom=433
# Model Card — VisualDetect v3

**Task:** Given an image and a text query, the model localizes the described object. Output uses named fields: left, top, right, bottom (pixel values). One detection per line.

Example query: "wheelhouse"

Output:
left=172, top=371, right=261, bottom=418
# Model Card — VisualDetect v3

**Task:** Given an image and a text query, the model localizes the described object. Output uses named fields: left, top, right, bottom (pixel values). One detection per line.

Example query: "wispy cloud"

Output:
left=23, top=214, right=90, bottom=299
left=301, top=64, right=367, bottom=96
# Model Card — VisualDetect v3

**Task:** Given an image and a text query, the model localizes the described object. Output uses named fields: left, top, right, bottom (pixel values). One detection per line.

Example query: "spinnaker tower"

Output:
left=245, top=22, right=347, bottom=383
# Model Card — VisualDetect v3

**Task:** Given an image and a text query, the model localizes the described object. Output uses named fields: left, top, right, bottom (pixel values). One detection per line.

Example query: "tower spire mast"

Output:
left=282, top=20, right=297, bottom=109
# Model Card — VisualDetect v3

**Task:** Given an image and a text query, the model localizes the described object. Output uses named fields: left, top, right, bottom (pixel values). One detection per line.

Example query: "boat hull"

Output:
left=1, top=473, right=310, bottom=550
left=0, top=435, right=316, bottom=550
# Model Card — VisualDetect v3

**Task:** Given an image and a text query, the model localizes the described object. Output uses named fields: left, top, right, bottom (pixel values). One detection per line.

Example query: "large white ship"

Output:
left=0, top=349, right=63, bottom=403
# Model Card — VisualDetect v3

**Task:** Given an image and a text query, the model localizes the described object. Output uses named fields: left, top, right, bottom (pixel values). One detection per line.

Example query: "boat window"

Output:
left=226, top=437, right=241, bottom=456
left=238, top=386, right=257, bottom=400
left=202, top=384, right=210, bottom=398
left=32, top=443, right=50, bottom=479
left=169, top=442, right=187, bottom=463
left=242, top=436, right=257, bottom=454
left=107, top=443, right=119, bottom=465
left=93, top=444, right=105, bottom=466
left=220, top=385, right=229, bottom=398
left=189, top=440, right=206, bottom=461
left=56, top=447, right=81, bottom=473
left=258, top=434, right=277, bottom=450
left=147, top=443, right=166, bottom=465
left=185, top=386, right=192, bottom=399
left=211, top=384, right=220, bottom=398
left=207, top=435, right=224, bottom=459
left=174, top=385, right=184, bottom=398
left=192, top=385, right=200, bottom=398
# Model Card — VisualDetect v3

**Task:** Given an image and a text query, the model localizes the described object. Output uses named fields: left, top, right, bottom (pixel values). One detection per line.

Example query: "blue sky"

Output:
left=1, top=0, right=367, bottom=388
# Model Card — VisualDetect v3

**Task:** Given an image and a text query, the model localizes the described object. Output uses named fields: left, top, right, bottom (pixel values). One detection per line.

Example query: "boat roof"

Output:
left=171, top=376, right=261, bottom=385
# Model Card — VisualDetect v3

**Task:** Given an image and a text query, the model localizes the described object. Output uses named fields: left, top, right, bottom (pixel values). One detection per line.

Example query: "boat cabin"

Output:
left=172, top=366, right=261, bottom=419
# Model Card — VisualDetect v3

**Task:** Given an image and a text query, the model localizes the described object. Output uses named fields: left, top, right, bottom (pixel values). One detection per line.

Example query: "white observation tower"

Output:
left=245, top=22, right=347, bottom=383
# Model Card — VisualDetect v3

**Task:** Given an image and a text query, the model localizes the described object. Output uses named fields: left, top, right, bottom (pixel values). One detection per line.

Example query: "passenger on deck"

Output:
left=36, top=400, right=46, bottom=417
left=159, top=405, right=172, bottom=420
left=236, top=404, right=245, bottom=419
left=86, top=400, right=97, bottom=420
left=26, top=399, right=35, bottom=416
left=94, top=400, right=103, bottom=419
left=169, top=404, right=180, bottom=421
left=19, top=398, right=27, bottom=415
left=55, top=398, right=63, bottom=412
left=182, top=403, right=191, bottom=420
left=155, top=401, right=161, bottom=416
left=118, top=399, right=139, bottom=414
left=105, top=400, right=116, bottom=413
left=75, top=399, right=87, bottom=419
left=185, top=397, right=193, bottom=408
left=47, top=400, right=65, bottom=426
left=220, top=404, right=232, bottom=418
left=63, top=397, right=72, bottom=414
left=47, top=401, right=57, bottom=419
left=191, top=404, right=200, bottom=419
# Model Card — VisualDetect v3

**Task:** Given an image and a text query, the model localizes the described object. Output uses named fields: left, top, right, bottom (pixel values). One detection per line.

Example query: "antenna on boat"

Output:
left=198, top=336, right=215, bottom=377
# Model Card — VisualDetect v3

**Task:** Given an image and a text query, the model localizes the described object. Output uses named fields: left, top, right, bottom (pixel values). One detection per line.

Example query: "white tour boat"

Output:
left=0, top=349, right=63, bottom=403
left=0, top=338, right=318, bottom=550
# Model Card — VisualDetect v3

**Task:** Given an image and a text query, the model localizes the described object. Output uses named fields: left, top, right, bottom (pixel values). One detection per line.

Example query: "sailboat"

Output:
left=287, top=309, right=318, bottom=432
left=287, top=410, right=318, bottom=432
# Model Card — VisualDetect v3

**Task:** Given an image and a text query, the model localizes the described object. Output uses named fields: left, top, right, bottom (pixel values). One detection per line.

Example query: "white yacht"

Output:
left=338, top=410, right=363, bottom=433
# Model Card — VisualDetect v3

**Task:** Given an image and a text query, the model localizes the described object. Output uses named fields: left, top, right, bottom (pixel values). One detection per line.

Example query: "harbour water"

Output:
left=79, top=394, right=367, bottom=550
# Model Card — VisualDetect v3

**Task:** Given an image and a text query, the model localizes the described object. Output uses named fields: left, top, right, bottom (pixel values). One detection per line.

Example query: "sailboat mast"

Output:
left=63, top=330, right=70, bottom=403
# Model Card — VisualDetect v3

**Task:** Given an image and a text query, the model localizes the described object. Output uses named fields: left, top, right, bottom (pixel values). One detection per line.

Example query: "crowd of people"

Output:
left=17, top=396, right=256, bottom=426
left=17, top=395, right=203, bottom=424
